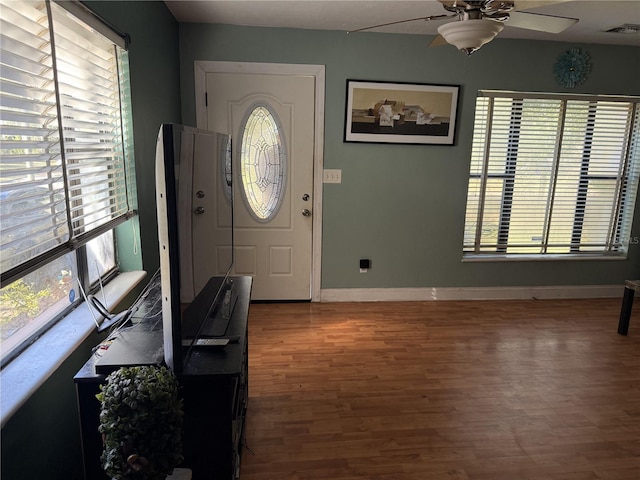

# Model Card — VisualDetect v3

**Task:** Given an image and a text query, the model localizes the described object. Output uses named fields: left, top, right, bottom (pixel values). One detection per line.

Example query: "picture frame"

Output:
left=344, top=80, right=460, bottom=145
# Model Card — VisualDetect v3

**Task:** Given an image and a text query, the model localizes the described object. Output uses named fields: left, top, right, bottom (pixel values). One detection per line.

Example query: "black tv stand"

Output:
left=182, top=277, right=239, bottom=339
left=74, top=275, right=252, bottom=480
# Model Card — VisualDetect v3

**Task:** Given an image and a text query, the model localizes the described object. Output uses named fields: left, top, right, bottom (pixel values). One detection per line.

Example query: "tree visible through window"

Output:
left=464, top=90, right=640, bottom=257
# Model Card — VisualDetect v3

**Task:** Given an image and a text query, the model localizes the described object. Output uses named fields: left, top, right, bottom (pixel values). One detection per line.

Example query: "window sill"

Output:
left=462, top=254, right=627, bottom=262
left=0, top=270, right=146, bottom=428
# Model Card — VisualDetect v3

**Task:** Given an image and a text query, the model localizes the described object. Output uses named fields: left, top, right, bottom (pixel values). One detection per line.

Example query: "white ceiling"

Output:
left=165, top=0, right=640, bottom=46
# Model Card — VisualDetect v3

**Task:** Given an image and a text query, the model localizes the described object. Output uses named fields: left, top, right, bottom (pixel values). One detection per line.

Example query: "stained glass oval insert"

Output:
left=239, top=104, right=287, bottom=222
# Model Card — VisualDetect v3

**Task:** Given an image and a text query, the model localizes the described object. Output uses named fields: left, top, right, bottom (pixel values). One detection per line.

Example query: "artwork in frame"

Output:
left=344, top=80, right=460, bottom=145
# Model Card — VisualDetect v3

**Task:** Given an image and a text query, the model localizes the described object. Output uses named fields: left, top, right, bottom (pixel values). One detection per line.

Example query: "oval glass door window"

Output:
left=239, top=104, right=287, bottom=222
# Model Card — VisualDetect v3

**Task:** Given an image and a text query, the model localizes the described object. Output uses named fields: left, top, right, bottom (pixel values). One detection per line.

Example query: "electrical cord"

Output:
left=103, top=268, right=161, bottom=338
left=92, top=268, right=162, bottom=358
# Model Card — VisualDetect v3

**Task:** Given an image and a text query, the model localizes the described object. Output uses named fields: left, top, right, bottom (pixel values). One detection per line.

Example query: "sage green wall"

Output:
left=0, top=3, right=181, bottom=479
left=179, top=24, right=640, bottom=289
left=1, top=334, right=101, bottom=480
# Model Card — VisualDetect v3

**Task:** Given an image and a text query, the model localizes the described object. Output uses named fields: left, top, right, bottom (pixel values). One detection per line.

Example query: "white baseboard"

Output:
left=319, top=285, right=624, bottom=302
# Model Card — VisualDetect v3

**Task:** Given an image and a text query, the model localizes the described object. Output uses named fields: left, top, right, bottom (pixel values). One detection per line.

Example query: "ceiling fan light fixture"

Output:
left=437, top=19, right=504, bottom=55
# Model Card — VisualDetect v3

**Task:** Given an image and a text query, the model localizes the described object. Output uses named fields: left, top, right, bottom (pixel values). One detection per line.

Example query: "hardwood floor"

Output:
left=240, top=299, right=639, bottom=480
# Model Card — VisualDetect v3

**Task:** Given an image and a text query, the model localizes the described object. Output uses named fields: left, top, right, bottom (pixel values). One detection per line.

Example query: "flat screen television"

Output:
left=155, top=123, right=234, bottom=373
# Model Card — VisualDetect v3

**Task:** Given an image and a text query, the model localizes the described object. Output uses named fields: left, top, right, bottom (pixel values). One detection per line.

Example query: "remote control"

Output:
left=182, top=338, right=229, bottom=347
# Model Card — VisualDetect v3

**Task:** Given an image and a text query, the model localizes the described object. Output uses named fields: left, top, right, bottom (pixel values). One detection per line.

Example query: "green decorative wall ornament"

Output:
left=553, top=48, right=591, bottom=88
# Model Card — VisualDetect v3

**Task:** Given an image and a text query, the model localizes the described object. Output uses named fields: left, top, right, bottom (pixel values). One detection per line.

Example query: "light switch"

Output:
left=323, top=169, right=342, bottom=184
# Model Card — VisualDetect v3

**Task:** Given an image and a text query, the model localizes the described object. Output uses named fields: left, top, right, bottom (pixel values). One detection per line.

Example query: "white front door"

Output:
left=196, top=63, right=324, bottom=301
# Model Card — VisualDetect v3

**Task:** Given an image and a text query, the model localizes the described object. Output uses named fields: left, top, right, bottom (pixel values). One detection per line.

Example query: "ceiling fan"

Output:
left=348, top=0, right=579, bottom=55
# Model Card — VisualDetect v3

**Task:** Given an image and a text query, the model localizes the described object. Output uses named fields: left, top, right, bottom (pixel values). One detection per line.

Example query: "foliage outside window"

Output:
left=464, top=90, right=640, bottom=258
left=0, top=0, right=136, bottom=365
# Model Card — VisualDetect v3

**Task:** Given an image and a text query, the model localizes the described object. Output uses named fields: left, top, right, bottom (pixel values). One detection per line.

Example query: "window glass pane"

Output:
left=581, top=180, right=618, bottom=247
left=87, top=231, right=116, bottom=285
left=1, top=0, right=135, bottom=286
left=239, top=104, right=287, bottom=222
left=547, top=174, right=580, bottom=252
left=0, top=186, right=67, bottom=272
left=586, top=102, right=632, bottom=176
left=463, top=178, right=481, bottom=250
left=507, top=172, right=550, bottom=252
left=469, top=97, right=489, bottom=177
left=478, top=178, right=505, bottom=248
left=464, top=91, right=639, bottom=257
left=0, top=0, right=68, bottom=272
left=51, top=3, right=130, bottom=238
left=118, top=49, right=138, bottom=211
left=0, top=252, right=77, bottom=362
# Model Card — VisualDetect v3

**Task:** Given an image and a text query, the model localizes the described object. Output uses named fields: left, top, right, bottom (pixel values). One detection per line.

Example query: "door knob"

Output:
left=194, top=206, right=205, bottom=215
left=301, top=208, right=311, bottom=217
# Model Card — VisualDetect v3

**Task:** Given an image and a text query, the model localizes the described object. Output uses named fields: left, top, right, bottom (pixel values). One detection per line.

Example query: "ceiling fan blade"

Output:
left=437, top=0, right=574, bottom=13
left=348, top=14, right=453, bottom=34
left=429, top=34, right=449, bottom=47
left=507, top=11, right=578, bottom=33
left=514, top=0, right=573, bottom=11
left=438, top=0, right=473, bottom=9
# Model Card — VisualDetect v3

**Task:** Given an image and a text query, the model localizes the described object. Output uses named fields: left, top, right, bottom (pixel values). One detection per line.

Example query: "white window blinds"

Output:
left=0, top=0, right=135, bottom=285
left=464, top=90, right=640, bottom=258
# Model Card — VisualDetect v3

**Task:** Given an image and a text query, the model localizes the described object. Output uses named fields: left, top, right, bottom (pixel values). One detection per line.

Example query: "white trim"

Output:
left=0, top=270, right=146, bottom=428
left=194, top=61, right=325, bottom=302
left=479, top=90, right=640, bottom=103
left=320, top=284, right=624, bottom=302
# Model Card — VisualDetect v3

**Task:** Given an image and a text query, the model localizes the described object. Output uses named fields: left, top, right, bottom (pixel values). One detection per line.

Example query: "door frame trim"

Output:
left=194, top=61, right=325, bottom=301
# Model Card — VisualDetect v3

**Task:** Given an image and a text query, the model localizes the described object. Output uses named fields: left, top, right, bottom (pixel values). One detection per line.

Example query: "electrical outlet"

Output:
left=323, top=169, right=342, bottom=184
left=359, top=258, right=370, bottom=273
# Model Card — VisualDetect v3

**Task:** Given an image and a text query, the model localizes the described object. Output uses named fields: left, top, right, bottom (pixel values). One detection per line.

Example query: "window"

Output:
left=0, top=0, right=135, bottom=365
left=239, top=104, right=287, bottom=222
left=464, top=90, right=640, bottom=258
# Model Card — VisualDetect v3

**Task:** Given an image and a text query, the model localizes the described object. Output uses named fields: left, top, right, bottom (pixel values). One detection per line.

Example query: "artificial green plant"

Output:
left=96, top=365, right=184, bottom=480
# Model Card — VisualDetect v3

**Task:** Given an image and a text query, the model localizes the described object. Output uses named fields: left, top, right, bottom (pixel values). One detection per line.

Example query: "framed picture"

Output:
left=344, top=80, right=460, bottom=145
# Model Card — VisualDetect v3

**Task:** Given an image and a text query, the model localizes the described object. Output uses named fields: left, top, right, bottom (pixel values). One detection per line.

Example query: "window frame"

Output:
left=463, top=90, right=640, bottom=260
left=0, top=0, right=136, bottom=367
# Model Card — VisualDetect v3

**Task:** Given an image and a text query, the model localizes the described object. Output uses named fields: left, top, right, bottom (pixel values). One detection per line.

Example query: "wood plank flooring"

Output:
left=240, top=299, right=639, bottom=480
